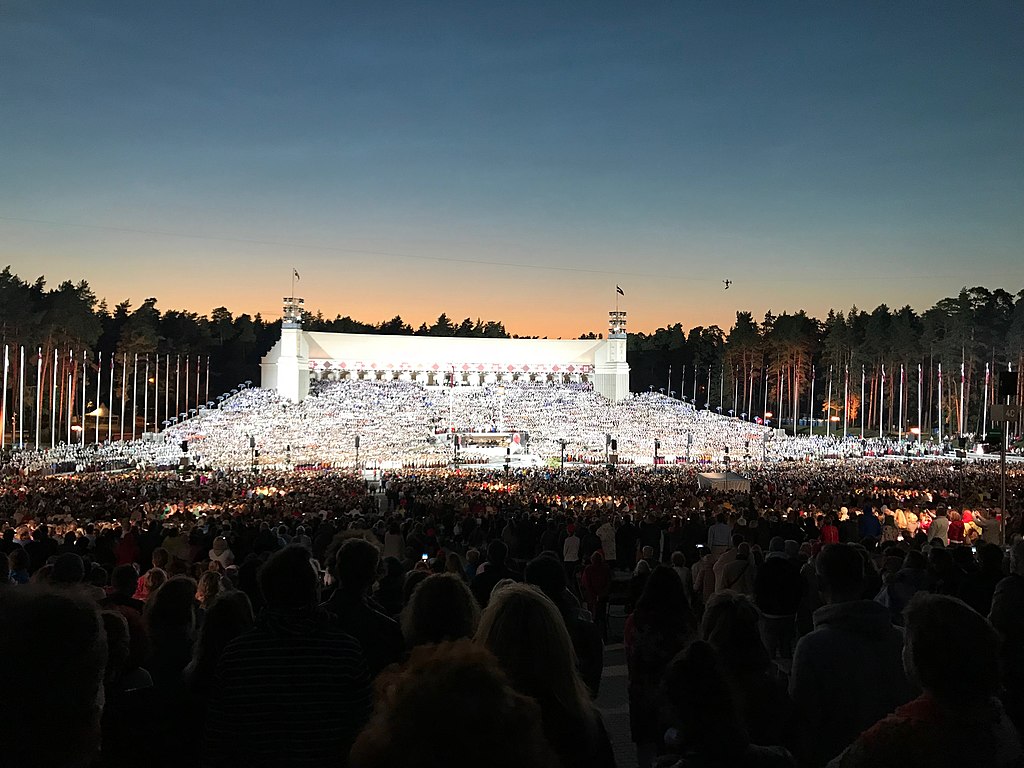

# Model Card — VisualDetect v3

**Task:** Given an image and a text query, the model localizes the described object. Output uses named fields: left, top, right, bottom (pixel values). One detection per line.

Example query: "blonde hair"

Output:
left=475, top=584, right=595, bottom=749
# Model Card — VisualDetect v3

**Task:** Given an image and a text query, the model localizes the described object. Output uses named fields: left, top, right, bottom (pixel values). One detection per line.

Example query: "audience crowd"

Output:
left=3, top=445, right=1024, bottom=767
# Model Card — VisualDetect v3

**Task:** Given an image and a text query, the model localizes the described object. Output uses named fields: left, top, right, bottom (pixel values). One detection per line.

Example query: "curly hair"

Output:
left=350, top=639, right=557, bottom=768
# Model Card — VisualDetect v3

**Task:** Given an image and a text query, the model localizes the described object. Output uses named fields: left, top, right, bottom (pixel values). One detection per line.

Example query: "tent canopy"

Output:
left=696, top=471, right=751, bottom=493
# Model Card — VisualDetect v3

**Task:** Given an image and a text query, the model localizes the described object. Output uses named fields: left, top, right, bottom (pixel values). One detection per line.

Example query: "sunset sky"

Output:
left=2, top=1, right=1022, bottom=338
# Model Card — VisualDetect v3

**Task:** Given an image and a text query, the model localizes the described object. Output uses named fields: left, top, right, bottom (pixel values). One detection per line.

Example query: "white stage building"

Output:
left=261, top=299, right=631, bottom=403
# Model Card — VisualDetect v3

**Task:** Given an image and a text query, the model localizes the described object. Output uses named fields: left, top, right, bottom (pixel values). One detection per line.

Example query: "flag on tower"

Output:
left=293, top=268, right=300, bottom=281
left=616, top=286, right=624, bottom=296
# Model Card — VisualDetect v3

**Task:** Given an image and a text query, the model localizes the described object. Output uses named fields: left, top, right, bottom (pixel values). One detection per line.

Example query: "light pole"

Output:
left=559, top=439, right=567, bottom=472
left=355, top=434, right=360, bottom=473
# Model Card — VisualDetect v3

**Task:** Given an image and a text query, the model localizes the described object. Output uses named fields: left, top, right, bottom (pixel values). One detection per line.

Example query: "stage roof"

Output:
left=304, top=332, right=606, bottom=372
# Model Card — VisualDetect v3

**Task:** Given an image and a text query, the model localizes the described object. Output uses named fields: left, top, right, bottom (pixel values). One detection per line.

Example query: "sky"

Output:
left=1, top=1, right=1022, bottom=338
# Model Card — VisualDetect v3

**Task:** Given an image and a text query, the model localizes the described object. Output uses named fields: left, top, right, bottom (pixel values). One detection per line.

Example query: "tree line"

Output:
left=628, top=287, right=1024, bottom=439
left=1, top=264, right=1021, bottom=442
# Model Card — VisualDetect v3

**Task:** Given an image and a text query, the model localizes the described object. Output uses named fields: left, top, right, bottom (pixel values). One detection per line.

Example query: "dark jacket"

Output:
left=790, top=600, right=914, bottom=767
left=322, top=590, right=405, bottom=678
left=755, top=556, right=804, bottom=616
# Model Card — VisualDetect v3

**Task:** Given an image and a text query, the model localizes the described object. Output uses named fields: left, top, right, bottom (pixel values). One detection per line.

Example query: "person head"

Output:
left=350, top=639, right=557, bottom=768
left=701, top=591, right=770, bottom=674
left=816, top=544, right=865, bottom=604
left=664, top=640, right=747, bottom=753
left=444, top=551, right=464, bottom=575
left=145, top=576, right=198, bottom=640
left=330, top=537, right=380, bottom=595
left=486, top=539, right=509, bottom=569
left=978, top=543, right=1005, bottom=573
left=524, top=555, right=568, bottom=606
left=258, top=544, right=320, bottom=611
left=196, top=571, right=225, bottom=608
left=113, top=564, right=140, bottom=597
left=402, top=569, right=429, bottom=607
left=100, top=610, right=132, bottom=687
left=52, top=553, right=86, bottom=586
left=151, top=547, right=169, bottom=570
left=0, top=587, right=107, bottom=768
left=476, top=585, right=593, bottom=743
left=903, top=593, right=1000, bottom=702
left=1009, top=540, right=1024, bottom=577
left=189, top=590, right=255, bottom=681
left=637, top=565, right=693, bottom=618
left=402, top=573, right=481, bottom=648
left=592, top=550, right=607, bottom=567
left=9, top=546, right=29, bottom=574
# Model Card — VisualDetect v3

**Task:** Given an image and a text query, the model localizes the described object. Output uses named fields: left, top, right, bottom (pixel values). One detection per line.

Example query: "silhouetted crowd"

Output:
left=3, top=460, right=1024, bottom=768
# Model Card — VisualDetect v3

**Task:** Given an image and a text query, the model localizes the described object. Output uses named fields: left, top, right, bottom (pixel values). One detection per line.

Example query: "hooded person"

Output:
left=790, top=544, right=915, bottom=767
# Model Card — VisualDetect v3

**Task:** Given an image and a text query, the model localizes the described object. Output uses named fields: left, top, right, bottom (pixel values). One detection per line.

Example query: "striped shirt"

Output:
left=204, top=609, right=371, bottom=768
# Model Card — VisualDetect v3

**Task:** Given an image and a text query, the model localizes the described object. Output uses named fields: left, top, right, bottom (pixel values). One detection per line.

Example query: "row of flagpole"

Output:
left=670, top=358, right=1012, bottom=439
left=0, top=346, right=211, bottom=450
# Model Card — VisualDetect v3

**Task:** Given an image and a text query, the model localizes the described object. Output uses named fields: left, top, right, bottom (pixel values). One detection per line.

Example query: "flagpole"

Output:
left=51, top=349, right=57, bottom=449
left=175, top=354, right=181, bottom=419
left=898, top=364, right=904, bottom=442
left=983, top=363, right=990, bottom=436
left=959, top=355, right=965, bottom=437
left=19, top=346, right=25, bottom=448
left=95, top=351, right=102, bottom=444
left=843, top=364, right=849, bottom=439
left=120, top=353, right=127, bottom=440
left=205, top=355, right=210, bottom=406
left=185, top=355, right=190, bottom=418
left=938, top=363, right=943, bottom=445
left=826, top=365, right=832, bottom=438
left=154, top=353, right=159, bottom=432
left=132, top=353, right=138, bottom=441
left=918, top=363, right=923, bottom=445
left=164, top=353, right=170, bottom=428
left=809, top=364, right=815, bottom=435
left=80, top=350, right=86, bottom=446
left=35, top=347, right=42, bottom=450
left=879, top=364, right=885, bottom=438
left=66, top=362, right=72, bottom=445
left=732, top=366, right=738, bottom=416
left=108, top=354, right=114, bottom=443
left=667, top=364, right=671, bottom=397
left=143, top=356, right=150, bottom=434
left=1, top=344, right=7, bottom=450
left=719, top=363, right=724, bottom=409
left=860, top=365, right=865, bottom=439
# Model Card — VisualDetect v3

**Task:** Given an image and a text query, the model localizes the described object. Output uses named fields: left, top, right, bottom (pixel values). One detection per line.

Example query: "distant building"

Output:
left=260, top=298, right=630, bottom=403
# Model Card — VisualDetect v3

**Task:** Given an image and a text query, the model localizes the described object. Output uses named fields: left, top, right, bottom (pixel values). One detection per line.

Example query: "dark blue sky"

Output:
left=2, top=1, right=1021, bottom=335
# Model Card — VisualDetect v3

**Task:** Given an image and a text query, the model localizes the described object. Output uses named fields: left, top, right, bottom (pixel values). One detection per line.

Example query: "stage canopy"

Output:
left=696, top=471, right=751, bottom=493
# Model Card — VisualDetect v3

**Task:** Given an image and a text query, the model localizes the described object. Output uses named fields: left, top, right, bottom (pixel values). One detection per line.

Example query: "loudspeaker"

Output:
left=999, top=371, right=1019, bottom=400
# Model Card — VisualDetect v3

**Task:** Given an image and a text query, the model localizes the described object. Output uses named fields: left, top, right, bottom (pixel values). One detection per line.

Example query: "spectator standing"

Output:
left=661, top=640, right=795, bottom=768
left=477, top=584, right=616, bottom=768
left=322, top=537, right=405, bottom=678
left=790, top=544, right=914, bottom=767
left=204, top=545, right=371, bottom=768
left=827, top=594, right=1022, bottom=768
left=989, top=539, right=1024, bottom=737
left=755, top=538, right=804, bottom=661
left=625, top=566, right=697, bottom=768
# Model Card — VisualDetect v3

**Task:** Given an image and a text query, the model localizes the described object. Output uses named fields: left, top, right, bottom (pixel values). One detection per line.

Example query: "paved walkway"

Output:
left=596, top=603, right=637, bottom=768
